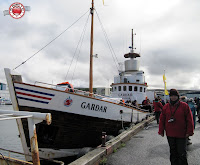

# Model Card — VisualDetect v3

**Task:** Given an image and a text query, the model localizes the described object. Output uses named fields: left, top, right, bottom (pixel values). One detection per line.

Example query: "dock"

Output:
left=106, top=120, right=200, bottom=165
left=1, top=114, right=199, bottom=165
left=69, top=116, right=200, bottom=165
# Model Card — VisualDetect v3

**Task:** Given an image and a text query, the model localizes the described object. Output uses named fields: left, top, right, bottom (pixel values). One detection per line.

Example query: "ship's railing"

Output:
left=0, top=110, right=53, bottom=165
left=34, top=81, right=150, bottom=112
left=34, top=81, right=120, bottom=101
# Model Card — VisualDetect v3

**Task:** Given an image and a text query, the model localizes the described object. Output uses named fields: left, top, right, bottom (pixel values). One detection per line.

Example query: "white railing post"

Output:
left=28, top=118, right=40, bottom=165
left=0, top=110, right=51, bottom=165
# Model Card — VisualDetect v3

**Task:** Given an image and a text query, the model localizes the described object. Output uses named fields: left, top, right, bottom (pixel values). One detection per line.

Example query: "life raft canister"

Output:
left=57, top=82, right=74, bottom=92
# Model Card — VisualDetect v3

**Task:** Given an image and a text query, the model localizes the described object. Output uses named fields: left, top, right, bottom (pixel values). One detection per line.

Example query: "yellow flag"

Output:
left=102, top=0, right=104, bottom=5
left=163, top=74, right=169, bottom=95
left=163, top=74, right=166, bottom=83
left=164, top=82, right=169, bottom=95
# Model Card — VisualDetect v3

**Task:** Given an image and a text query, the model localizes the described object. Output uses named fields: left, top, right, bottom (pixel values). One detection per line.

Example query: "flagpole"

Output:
left=164, top=70, right=166, bottom=103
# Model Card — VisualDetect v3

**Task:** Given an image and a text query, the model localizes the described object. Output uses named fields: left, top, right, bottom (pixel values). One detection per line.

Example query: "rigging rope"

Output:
left=13, top=9, right=90, bottom=70
left=68, top=8, right=121, bottom=83
left=71, top=14, right=90, bottom=82
left=63, top=12, right=90, bottom=81
left=95, top=9, right=120, bottom=71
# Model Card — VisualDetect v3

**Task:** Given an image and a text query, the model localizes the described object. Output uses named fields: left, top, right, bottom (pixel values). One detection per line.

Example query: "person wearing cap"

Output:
left=158, top=89, right=194, bottom=165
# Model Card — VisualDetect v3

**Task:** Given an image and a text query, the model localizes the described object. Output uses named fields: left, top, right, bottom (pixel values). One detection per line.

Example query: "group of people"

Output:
left=119, top=89, right=195, bottom=165
left=157, top=89, right=194, bottom=165
left=122, top=99, right=139, bottom=108
left=141, top=98, right=153, bottom=113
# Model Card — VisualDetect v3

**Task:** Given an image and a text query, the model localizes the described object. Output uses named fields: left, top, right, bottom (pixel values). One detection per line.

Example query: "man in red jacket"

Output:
left=153, top=98, right=163, bottom=124
left=158, top=89, right=194, bottom=165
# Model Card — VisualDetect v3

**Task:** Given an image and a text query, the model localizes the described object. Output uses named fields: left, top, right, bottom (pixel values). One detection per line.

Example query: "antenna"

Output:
left=129, top=29, right=136, bottom=53
left=125, top=29, right=140, bottom=59
left=139, top=33, right=142, bottom=55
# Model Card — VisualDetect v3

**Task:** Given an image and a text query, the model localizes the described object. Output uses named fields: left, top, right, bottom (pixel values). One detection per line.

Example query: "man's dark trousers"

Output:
left=155, top=111, right=161, bottom=124
left=167, top=136, right=188, bottom=165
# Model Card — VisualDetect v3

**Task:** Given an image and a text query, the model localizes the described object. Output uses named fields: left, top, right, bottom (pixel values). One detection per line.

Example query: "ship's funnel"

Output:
left=125, top=58, right=139, bottom=71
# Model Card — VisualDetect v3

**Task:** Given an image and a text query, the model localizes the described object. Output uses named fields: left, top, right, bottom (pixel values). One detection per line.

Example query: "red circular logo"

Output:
left=64, top=97, right=73, bottom=107
left=9, top=2, right=25, bottom=19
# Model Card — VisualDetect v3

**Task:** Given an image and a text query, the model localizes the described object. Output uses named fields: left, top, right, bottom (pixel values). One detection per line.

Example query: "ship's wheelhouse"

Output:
left=112, top=84, right=146, bottom=93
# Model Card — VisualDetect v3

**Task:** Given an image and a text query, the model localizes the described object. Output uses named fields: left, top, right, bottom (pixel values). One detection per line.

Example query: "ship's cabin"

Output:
left=111, top=84, right=146, bottom=93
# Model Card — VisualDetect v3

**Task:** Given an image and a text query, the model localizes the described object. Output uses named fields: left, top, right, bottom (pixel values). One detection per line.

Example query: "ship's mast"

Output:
left=89, top=0, right=94, bottom=96
left=131, top=29, right=134, bottom=53
left=124, top=29, right=139, bottom=59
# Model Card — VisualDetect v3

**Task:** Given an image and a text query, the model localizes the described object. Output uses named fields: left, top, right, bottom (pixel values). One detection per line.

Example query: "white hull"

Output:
left=5, top=68, right=148, bottom=161
left=14, top=82, right=146, bottom=122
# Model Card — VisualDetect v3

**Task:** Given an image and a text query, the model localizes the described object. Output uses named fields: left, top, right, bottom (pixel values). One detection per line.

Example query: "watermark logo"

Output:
left=64, top=96, right=73, bottom=107
left=9, top=2, right=25, bottom=19
left=3, top=2, right=31, bottom=19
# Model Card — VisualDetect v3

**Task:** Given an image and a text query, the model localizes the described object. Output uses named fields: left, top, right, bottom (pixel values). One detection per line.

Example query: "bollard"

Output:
left=101, top=132, right=107, bottom=147
left=137, top=112, right=139, bottom=123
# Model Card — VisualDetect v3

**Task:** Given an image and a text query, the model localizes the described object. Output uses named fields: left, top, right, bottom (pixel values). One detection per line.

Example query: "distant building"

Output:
left=186, top=91, right=200, bottom=99
left=0, top=83, right=11, bottom=99
left=0, top=83, right=6, bottom=90
left=147, top=89, right=200, bottom=101
left=75, top=87, right=111, bottom=96
left=96, top=88, right=110, bottom=96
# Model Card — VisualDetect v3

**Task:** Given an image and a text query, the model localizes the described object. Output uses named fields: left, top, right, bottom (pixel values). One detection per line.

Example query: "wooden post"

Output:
left=89, top=0, right=94, bottom=96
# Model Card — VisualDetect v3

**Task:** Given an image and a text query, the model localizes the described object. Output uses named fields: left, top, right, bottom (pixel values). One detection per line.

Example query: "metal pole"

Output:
left=132, top=29, right=133, bottom=52
left=137, top=111, right=139, bottom=123
left=164, top=70, right=166, bottom=103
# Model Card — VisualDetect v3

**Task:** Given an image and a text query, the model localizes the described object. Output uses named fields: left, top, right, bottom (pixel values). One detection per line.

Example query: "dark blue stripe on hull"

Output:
left=17, top=96, right=49, bottom=104
left=15, top=87, right=55, bottom=96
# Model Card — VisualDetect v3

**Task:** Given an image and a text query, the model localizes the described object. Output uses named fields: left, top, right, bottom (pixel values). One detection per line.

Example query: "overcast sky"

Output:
left=0, top=0, right=200, bottom=90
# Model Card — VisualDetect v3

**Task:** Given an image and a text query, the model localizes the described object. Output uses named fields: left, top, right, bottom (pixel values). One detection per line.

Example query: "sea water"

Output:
left=0, top=105, right=25, bottom=160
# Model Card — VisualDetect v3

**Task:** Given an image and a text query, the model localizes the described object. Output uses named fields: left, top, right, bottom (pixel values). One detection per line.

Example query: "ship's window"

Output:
left=123, top=86, right=126, bottom=91
left=118, top=86, right=121, bottom=91
left=114, top=87, right=117, bottom=91
left=144, top=88, right=146, bottom=93
left=124, top=78, right=127, bottom=83
left=134, top=86, right=138, bottom=91
left=129, top=86, right=132, bottom=91
left=140, top=87, right=143, bottom=92
left=136, top=79, right=140, bottom=82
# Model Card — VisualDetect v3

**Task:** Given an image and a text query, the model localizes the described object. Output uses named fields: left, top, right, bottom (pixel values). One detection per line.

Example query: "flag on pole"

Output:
left=163, top=74, right=166, bottom=83
left=163, top=74, right=169, bottom=95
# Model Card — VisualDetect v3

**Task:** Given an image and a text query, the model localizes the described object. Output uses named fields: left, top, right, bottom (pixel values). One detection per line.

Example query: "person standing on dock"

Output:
left=187, top=98, right=196, bottom=129
left=158, top=89, right=194, bottom=165
left=153, top=98, right=163, bottom=124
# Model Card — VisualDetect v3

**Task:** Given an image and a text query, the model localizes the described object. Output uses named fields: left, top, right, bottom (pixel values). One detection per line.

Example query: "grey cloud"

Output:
left=1, top=0, right=200, bottom=90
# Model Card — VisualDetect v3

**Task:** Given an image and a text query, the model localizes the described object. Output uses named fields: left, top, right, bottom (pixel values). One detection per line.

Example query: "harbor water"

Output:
left=0, top=105, right=25, bottom=160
